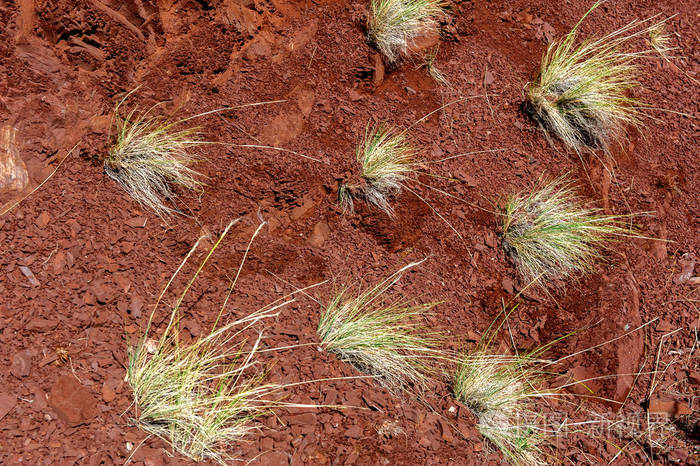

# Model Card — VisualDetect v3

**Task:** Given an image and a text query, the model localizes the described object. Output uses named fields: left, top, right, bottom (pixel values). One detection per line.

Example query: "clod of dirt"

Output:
left=10, top=349, right=33, bottom=378
left=48, top=374, right=99, bottom=427
left=307, top=221, right=330, bottom=248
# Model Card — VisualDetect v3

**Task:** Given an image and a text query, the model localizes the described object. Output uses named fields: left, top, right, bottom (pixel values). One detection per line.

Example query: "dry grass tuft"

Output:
left=368, top=0, right=446, bottom=63
left=648, top=22, right=675, bottom=60
left=523, top=1, right=671, bottom=155
left=104, top=95, right=207, bottom=218
left=317, top=261, right=442, bottom=394
left=126, top=220, right=304, bottom=463
left=455, top=350, right=547, bottom=466
left=339, top=123, right=418, bottom=216
left=453, top=307, right=567, bottom=466
left=500, top=175, right=639, bottom=289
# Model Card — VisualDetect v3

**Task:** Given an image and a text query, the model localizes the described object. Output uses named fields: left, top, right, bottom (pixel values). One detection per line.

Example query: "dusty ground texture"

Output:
left=0, top=0, right=698, bottom=464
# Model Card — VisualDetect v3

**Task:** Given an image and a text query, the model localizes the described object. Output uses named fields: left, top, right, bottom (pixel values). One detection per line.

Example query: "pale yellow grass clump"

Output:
left=524, top=1, right=672, bottom=154
left=339, top=123, right=418, bottom=215
left=105, top=94, right=209, bottom=218
left=317, top=261, right=443, bottom=394
left=126, top=220, right=312, bottom=463
left=501, top=175, right=639, bottom=289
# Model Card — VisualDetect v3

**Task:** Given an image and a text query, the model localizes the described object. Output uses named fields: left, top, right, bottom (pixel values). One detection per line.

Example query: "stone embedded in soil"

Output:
left=48, top=374, right=99, bottom=427
left=648, top=399, right=692, bottom=417
left=10, top=349, right=33, bottom=378
left=307, top=221, right=330, bottom=248
left=0, top=393, right=17, bottom=421
left=101, top=381, right=116, bottom=403
left=0, top=125, right=29, bottom=195
left=25, top=318, right=58, bottom=332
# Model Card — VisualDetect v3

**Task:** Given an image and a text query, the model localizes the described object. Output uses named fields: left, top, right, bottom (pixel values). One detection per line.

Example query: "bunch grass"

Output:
left=454, top=305, right=569, bottom=466
left=455, top=351, right=547, bottom=465
left=317, top=261, right=443, bottom=394
left=126, top=220, right=298, bottom=463
left=500, top=175, right=638, bottom=289
left=523, top=0, right=671, bottom=154
left=340, top=123, right=418, bottom=215
left=368, top=0, right=446, bottom=63
left=105, top=93, right=208, bottom=218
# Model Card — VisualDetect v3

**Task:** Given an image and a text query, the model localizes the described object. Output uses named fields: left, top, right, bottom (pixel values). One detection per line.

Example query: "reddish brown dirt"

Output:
left=1, top=0, right=698, bottom=464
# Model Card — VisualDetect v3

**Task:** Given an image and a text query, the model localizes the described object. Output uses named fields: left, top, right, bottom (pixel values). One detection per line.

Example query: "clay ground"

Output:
left=0, top=0, right=698, bottom=464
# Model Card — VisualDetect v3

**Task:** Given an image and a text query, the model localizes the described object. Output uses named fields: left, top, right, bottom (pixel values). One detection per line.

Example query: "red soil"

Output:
left=1, top=0, right=698, bottom=464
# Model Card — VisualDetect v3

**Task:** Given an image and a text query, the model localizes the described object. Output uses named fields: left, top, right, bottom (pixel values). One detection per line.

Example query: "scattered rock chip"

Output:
left=36, top=211, right=50, bottom=229
left=48, top=374, right=99, bottom=427
left=689, top=371, right=700, bottom=385
left=648, top=399, right=692, bottom=417
left=502, top=277, right=515, bottom=294
left=260, top=451, right=288, bottom=466
left=345, top=425, right=362, bottom=438
left=101, top=382, right=116, bottom=403
left=125, top=216, right=147, bottom=228
left=673, top=253, right=696, bottom=284
left=90, top=280, right=114, bottom=304
left=52, top=251, right=67, bottom=274
left=483, top=70, right=495, bottom=86
left=19, top=265, right=40, bottom=287
left=30, top=385, right=47, bottom=411
left=25, top=318, right=58, bottom=332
